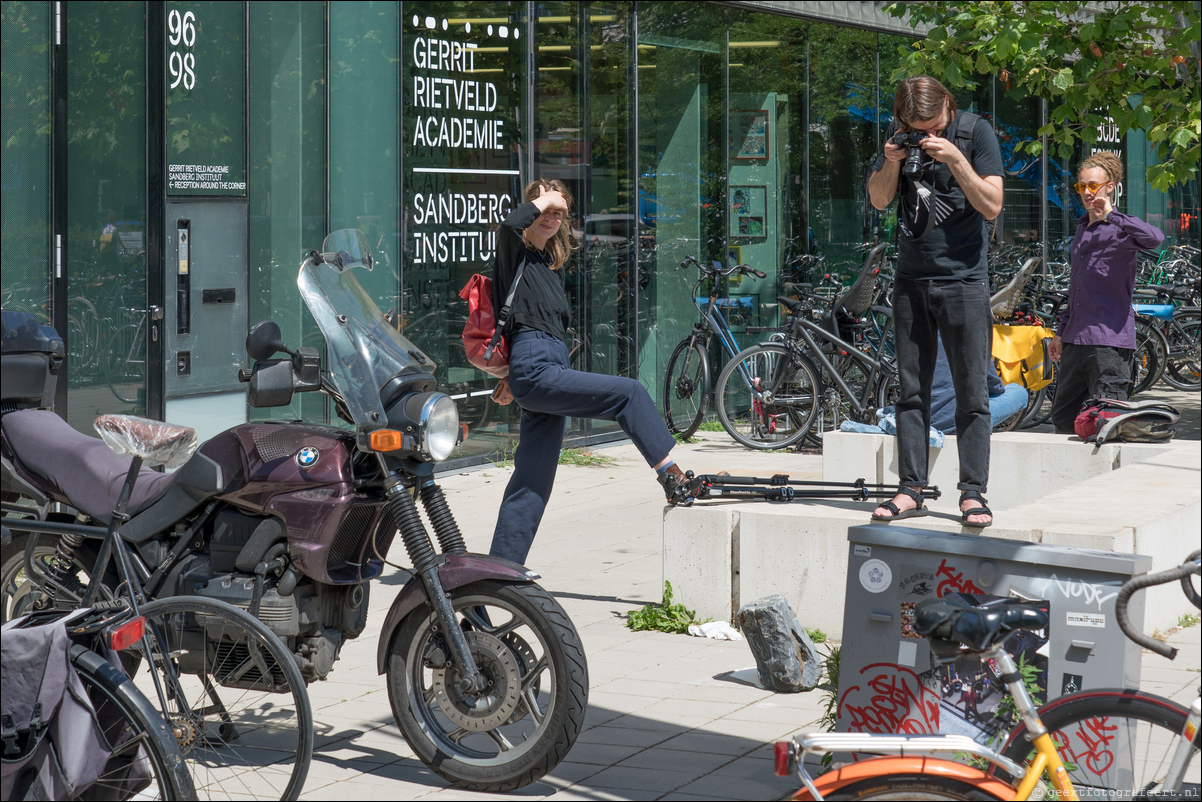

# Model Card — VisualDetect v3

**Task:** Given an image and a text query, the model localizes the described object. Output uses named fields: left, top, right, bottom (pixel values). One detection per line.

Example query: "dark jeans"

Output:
left=892, top=276, right=992, bottom=493
left=1050, top=343, right=1133, bottom=434
left=489, top=329, right=676, bottom=565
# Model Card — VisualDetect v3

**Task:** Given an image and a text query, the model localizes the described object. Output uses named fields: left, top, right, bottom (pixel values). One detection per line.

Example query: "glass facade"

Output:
left=1, top=1, right=52, bottom=319
left=3, top=0, right=1197, bottom=460
left=65, top=0, right=148, bottom=429
left=247, top=0, right=326, bottom=422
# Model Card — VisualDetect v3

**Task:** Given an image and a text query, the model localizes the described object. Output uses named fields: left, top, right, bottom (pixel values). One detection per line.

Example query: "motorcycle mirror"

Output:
left=247, top=320, right=292, bottom=362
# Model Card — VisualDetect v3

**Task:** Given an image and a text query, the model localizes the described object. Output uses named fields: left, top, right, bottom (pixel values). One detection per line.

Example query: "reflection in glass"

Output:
left=402, top=1, right=526, bottom=461
left=806, top=22, right=878, bottom=281
left=65, top=1, right=148, bottom=430
left=330, top=1, right=400, bottom=317
left=1, top=2, right=52, bottom=321
left=636, top=2, right=725, bottom=399
left=727, top=12, right=810, bottom=332
left=247, top=1, right=326, bottom=422
left=534, top=2, right=631, bottom=444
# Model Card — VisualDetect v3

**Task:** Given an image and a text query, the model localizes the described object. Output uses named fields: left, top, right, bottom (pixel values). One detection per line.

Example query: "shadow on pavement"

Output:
left=307, top=703, right=801, bottom=800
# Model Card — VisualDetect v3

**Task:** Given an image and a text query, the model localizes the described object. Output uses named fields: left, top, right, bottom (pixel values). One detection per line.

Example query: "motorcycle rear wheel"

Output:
left=385, top=580, right=588, bottom=791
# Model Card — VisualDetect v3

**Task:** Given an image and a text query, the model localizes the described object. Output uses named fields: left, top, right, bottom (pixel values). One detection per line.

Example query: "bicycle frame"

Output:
left=781, top=645, right=1079, bottom=801
left=688, top=274, right=750, bottom=364
left=788, top=316, right=893, bottom=421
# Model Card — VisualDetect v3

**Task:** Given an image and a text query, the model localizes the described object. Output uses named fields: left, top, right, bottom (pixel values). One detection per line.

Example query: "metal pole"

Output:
left=628, top=8, right=640, bottom=376
left=1040, top=97, right=1049, bottom=279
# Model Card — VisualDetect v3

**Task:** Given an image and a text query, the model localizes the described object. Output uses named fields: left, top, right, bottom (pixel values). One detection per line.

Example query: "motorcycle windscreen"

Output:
left=298, top=237, right=436, bottom=445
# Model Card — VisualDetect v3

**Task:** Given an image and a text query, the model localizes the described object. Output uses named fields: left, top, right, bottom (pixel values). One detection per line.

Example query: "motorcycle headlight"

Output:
left=417, top=393, right=459, bottom=461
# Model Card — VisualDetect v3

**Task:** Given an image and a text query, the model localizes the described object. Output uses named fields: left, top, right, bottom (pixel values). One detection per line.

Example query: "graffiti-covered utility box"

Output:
left=835, top=524, right=1150, bottom=747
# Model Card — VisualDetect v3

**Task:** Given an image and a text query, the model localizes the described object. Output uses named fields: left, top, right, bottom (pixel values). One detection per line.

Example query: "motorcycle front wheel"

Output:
left=385, top=580, right=588, bottom=791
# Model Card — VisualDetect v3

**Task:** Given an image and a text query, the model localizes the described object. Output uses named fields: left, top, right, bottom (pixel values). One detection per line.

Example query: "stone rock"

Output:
left=737, top=594, right=822, bottom=692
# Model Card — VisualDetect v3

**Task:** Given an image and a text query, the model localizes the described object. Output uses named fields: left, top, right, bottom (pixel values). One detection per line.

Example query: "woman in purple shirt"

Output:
left=1050, top=151, right=1165, bottom=433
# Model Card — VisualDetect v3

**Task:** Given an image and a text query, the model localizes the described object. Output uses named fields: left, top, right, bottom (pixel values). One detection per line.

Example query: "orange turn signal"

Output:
left=369, top=429, right=405, bottom=452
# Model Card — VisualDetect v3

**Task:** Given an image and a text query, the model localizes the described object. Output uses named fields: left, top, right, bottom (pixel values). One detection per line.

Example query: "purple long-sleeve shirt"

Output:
left=1058, top=211, right=1165, bottom=348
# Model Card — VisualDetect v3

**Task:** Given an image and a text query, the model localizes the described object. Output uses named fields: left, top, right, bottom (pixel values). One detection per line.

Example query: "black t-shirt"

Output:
left=872, top=112, right=1004, bottom=281
left=492, top=202, right=570, bottom=341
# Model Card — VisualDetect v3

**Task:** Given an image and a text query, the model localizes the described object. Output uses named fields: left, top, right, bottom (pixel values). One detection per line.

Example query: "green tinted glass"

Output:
left=165, top=1, right=246, bottom=196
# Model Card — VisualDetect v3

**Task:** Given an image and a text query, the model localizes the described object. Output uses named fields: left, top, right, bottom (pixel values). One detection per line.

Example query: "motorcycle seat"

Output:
left=3, top=409, right=181, bottom=526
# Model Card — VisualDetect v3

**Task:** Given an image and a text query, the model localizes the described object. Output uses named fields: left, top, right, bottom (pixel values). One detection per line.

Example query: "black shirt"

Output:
left=873, top=112, right=1004, bottom=282
left=492, top=201, right=570, bottom=341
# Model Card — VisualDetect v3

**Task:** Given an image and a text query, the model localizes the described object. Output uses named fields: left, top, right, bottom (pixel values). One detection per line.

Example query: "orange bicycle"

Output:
left=772, top=553, right=1201, bottom=800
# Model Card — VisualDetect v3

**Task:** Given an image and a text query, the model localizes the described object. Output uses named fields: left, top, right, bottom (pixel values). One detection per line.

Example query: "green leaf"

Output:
left=945, top=60, right=963, bottom=86
left=1171, top=128, right=1196, bottom=148
left=1053, top=68, right=1073, bottom=91
left=1136, top=104, right=1154, bottom=129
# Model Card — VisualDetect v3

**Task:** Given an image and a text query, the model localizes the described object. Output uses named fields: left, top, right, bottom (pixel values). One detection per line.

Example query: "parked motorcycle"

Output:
left=1, top=229, right=589, bottom=791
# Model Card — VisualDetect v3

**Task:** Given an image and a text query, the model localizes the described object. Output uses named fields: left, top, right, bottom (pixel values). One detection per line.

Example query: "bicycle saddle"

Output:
left=94, top=414, right=197, bottom=469
left=914, top=595, right=1048, bottom=657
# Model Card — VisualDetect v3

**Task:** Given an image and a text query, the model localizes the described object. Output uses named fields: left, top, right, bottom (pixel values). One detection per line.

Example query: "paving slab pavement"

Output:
left=298, top=416, right=1202, bottom=801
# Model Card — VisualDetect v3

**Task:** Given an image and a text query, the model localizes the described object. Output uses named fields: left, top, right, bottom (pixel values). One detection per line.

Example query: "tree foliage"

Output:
left=884, top=1, right=1200, bottom=190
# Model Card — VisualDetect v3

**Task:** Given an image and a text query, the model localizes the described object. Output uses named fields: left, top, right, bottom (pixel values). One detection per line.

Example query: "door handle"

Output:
left=149, top=305, right=164, bottom=321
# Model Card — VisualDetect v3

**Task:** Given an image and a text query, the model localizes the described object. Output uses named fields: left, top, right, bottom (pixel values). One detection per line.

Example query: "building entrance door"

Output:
left=163, top=200, right=248, bottom=443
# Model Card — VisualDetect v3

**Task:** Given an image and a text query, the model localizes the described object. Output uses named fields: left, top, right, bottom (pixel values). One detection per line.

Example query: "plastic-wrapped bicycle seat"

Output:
left=93, top=414, right=198, bottom=469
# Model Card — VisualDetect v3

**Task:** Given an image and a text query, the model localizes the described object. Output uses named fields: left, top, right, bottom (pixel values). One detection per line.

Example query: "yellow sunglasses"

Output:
left=1073, top=181, right=1110, bottom=193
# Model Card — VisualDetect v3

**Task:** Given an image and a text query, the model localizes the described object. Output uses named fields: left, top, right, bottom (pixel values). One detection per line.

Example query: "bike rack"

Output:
left=681, top=473, right=941, bottom=504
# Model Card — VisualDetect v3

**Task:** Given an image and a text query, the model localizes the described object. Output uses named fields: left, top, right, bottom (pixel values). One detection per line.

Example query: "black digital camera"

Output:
left=891, top=130, right=929, bottom=180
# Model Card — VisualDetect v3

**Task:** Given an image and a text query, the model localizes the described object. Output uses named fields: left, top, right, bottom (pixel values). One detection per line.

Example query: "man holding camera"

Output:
left=868, top=76, right=1004, bottom=527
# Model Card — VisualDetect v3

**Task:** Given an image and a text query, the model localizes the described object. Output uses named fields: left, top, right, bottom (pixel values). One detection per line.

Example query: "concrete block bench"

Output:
left=664, top=432, right=1200, bottom=638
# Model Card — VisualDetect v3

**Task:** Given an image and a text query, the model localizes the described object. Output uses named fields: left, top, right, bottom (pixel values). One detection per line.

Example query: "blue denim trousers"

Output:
left=489, top=329, right=676, bottom=565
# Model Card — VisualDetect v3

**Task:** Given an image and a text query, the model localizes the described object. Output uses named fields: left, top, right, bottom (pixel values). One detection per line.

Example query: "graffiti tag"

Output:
left=936, top=558, right=985, bottom=598
left=838, top=663, right=941, bottom=736
left=1052, top=716, right=1117, bottom=776
left=1049, top=574, right=1118, bottom=612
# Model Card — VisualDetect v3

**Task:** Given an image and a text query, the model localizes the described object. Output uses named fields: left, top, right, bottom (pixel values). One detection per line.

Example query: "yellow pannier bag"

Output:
left=992, top=324, right=1056, bottom=392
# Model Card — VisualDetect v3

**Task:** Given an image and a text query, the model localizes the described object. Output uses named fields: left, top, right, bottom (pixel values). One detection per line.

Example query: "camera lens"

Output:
left=902, top=148, right=925, bottom=180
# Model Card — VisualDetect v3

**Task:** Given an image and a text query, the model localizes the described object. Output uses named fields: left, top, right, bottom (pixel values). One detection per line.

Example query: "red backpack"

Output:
left=1074, top=397, right=1179, bottom=444
left=459, top=264, right=525, bottom=379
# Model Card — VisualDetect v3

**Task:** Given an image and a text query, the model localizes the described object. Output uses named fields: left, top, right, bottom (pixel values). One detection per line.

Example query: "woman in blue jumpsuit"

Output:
left=488, top=179, right=697, bottom=566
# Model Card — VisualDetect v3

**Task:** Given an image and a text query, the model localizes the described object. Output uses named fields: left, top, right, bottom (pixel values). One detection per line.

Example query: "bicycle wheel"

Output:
left=68, top=643, right=198, bottom=800
left=663, top=338, right=709, bottom=439
left=1014, top=384, right=1050, bottom=429
left=998, top=689, right=1198, bottom=798
left=715, top=343, right=820, bottom=450
left=1131, top=319, right=1165, bottom=395
left=103, top=322, right=145, bottom=405
left=807, top=353, right=876, bottom=445
left=822, top=773, right=1005, bottom=800
left=132, top=596, right=313, bottom=801
left=1162, top=311, right=1201, bottom=391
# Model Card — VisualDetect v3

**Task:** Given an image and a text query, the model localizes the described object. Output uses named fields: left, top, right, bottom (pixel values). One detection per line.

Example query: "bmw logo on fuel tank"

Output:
left=295, top=447, right=320, bottom=468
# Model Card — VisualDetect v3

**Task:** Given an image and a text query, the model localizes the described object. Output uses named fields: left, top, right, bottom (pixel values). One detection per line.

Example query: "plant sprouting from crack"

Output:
left=625, top=581, right=708, bottom=634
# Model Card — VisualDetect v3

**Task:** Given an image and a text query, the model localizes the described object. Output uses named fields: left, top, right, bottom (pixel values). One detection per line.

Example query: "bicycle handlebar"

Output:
left=677, top=256, right=766, bottom=279
left=1114, top=549, right=1201, bottom=660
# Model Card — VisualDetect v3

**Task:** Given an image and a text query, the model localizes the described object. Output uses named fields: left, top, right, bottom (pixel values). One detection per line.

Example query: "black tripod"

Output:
left=672, top=472, right=942, bottom=504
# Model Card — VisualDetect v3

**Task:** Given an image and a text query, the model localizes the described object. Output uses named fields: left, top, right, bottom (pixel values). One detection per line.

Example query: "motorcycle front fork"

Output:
left=379, top=457, right=485, bottom=694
